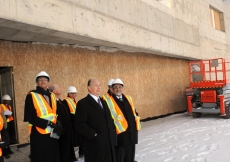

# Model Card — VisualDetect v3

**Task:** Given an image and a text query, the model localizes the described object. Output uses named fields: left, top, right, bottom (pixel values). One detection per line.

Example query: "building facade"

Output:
left=0, top=0, right=230, bottom=144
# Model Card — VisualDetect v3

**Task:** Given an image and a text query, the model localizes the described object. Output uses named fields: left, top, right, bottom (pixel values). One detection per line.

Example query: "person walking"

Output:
left=74, top=78, right=116, bottom=162
left=48, top=84, right=78, bottom=162
left=23, top=71, right=62, bottom=162
left=104, top=78, right=141, bottom=162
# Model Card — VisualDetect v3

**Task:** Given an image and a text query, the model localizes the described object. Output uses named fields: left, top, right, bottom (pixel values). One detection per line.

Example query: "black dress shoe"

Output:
left=8, top=150, right=13, bottom=154
left=4, top=154, right=10, bottom=159
left=79, top=154, right=84, bottom=158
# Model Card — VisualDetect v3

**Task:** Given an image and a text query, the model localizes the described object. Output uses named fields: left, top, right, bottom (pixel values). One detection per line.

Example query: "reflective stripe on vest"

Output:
left=28, top=92, right=57, bottom=134
left=0, top=115, right=3, bottom=131
left=124, top=95, right=141, bottom=130
left=64, top=97, right=76, bottom=114
left=0, top=115, right=3, bottom=156
left=0, top=104, right=14, bottom=122
left=102, top=93, right=128, bottom=134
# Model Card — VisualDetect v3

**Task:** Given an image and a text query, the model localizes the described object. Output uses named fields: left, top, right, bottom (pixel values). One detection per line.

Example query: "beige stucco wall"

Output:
left=0, top=40, right=188, bottom=143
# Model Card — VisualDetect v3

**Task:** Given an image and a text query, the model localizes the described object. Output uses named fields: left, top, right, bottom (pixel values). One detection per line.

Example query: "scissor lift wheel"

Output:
left=223, top=104, right=230, bottom=119
left=192, top=112, right=202, bottom=118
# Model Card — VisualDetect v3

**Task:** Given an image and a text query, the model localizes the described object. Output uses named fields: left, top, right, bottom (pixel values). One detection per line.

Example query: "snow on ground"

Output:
left=6, top=112, right=230, bottom=162
left=135, top=113, right=230, bottom=162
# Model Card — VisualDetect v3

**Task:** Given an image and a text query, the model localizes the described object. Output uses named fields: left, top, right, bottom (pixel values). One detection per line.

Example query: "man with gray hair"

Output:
left=75, top=78, right=116, bottom=162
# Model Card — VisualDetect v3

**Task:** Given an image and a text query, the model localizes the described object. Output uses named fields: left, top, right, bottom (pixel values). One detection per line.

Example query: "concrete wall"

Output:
left=0, top=0, right=230, bottom=59
left=0, top=40, right=188, bottom=143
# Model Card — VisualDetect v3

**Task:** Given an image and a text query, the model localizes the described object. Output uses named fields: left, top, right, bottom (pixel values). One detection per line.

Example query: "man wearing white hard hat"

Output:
left=0, top=94, right=14, bottom=159
left=63, top=86, right=78, bottom=117
left=104, top=78, right=141, bottom=162
left=0, top=103, right=11, bottom=162
left=48, top=84, right=78, bottom=162
left=102, top=79, right=115, bottom=108
left=107, top=79, right=115, bottom=96
left=24, top=71, right=63, bottom=162
left=63, top=86, right=84, bottom=158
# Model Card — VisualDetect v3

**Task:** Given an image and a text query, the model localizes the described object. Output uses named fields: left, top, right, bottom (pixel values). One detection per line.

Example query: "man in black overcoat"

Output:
left=48, top=84, right=78, bottom=162
left=63, top=86, right=84, bottom=158
left=75, top=78, right=116, bottom=162
left=23, top=71, right=62, bottom=162
left=111, top=78, right=139, bottom=162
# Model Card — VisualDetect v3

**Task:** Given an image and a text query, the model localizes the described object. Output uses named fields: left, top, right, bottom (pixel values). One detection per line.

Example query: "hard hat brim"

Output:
left=36, top=76, right=50, bottom=82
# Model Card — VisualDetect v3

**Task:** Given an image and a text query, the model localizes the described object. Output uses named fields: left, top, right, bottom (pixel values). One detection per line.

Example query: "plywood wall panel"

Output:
left=0, top=41, right=189, bottom=143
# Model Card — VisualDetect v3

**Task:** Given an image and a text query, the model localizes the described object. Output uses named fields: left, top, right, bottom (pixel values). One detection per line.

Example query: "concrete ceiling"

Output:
left=0, top=18, right=193, bottom=59
left=0, top=19, right=102, bottom=46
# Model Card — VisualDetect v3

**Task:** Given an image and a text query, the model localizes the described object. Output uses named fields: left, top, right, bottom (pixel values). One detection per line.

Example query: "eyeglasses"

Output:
left=37, top=78, right=48, bottom=82
left=113, top=86, right=123, bottom=90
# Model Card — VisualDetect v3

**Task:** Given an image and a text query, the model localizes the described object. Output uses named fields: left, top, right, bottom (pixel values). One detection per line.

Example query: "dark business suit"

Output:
left=75, top=94, right=116, bottom=162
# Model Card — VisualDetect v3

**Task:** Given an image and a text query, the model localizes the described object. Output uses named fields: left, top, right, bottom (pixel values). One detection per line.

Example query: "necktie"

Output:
left=119, top=97, right=123, bottom=102
left=44, top=95, right=50, bottom=106
left=97, top=98, right=103, bottom=109
left=57, top=99, right=62, bottom=104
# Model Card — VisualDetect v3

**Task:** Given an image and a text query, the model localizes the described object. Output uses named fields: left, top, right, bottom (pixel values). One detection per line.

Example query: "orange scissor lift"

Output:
left=187, top=58, right=230, bottom=118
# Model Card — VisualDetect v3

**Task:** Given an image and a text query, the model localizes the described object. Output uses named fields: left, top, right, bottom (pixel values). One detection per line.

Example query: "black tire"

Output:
left=192, top=112, right=202, bottom=118
left=224, top=104, right=230, bottom=119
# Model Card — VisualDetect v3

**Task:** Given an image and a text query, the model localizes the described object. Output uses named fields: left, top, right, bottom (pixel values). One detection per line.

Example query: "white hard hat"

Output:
left=107, top=79, right=114, bottom=86
left=2, top=94, right=11, bottom=101
left=67, top=86, right=78, bottom=93
left=112, top=78, right=124, bottom=86
left=35, top=71, right=50, bottom=82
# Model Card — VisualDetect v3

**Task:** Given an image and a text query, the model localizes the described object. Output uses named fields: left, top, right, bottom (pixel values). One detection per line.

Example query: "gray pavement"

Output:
left=4, top=145, right=30, bottom=162
left=4, top=145, right=84, bottom=162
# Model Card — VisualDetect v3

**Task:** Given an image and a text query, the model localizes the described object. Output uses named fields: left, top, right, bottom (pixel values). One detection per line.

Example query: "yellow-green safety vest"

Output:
left=28, top=92, right=57, bottom=134
left=102, top=93, right=141, bottom=134
left=64, top=97, right=76, bottom=114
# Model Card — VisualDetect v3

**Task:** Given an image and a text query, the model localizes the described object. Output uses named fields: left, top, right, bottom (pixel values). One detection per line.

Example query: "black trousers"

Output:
left=115, top=145, right=135, bottom=162
left=0, top=156, right=3, bottom=162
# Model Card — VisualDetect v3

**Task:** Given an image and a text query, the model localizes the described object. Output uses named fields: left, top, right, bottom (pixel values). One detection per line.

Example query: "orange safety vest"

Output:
left=64, top=97, right=76, bottom=114
left=0, top=104, right=14, bottom=122
left=102, top=93, right=141, bottom=134
left=28, top=92, right=57, bottom=134
left=0, top=115, right=3, bottom=156
left=125, top=95, right=141, bottom=131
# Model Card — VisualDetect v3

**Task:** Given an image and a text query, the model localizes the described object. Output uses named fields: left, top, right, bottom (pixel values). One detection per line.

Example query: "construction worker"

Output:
left=1, top=94, right=15, bottom=158
left=102, top=79, right=114, bottom=111
left=107, top=79, right=115, bottom=96
left=63, top=86, right=84, bottom=158
left=103, top=78, right=141, bottom=162
left=23, top=71, right=63, bottom=162
left=0, top=104, right=10, bottom=162
left=48, top=84, right=78, bottom=162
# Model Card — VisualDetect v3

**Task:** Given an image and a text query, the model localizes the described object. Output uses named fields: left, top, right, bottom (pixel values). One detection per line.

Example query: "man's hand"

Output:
left=56, top=122, right=63, bottom=136
left=48, top=121, right=63, bottom=136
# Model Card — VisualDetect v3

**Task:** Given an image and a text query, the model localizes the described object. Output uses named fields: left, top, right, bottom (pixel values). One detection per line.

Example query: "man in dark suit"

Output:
left=48, top=84, right=78, bottom=162
left=75, top=78, right=116, bottom=162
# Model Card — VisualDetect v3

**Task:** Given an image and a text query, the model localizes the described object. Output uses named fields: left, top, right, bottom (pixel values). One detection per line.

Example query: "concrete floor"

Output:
left=4, top=145, right=84, bottom=162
